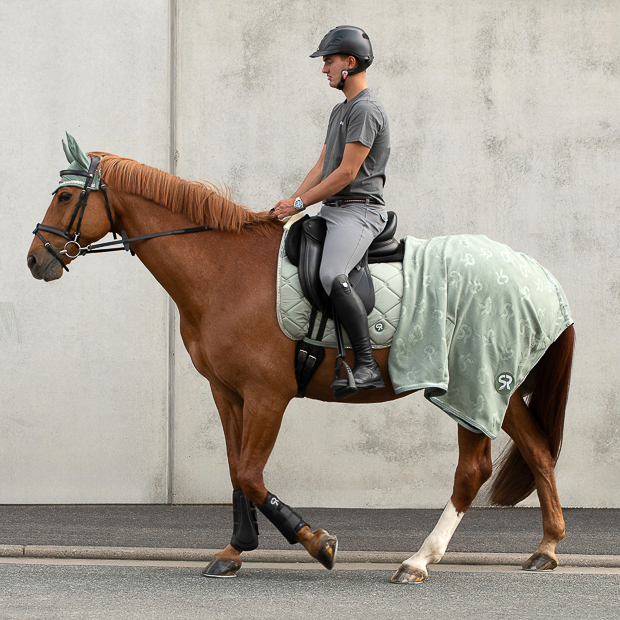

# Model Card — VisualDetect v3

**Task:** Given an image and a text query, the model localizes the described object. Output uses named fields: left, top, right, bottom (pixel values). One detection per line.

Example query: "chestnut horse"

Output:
left=27, top=151, right=574, bottom=583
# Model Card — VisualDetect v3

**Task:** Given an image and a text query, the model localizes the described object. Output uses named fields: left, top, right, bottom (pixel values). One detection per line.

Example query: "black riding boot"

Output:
left=330, top=274, right=385, bottom=393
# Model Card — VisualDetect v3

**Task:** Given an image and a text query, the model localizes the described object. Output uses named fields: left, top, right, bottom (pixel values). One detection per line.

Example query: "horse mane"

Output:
left=93, top=154, right=278, bottom=234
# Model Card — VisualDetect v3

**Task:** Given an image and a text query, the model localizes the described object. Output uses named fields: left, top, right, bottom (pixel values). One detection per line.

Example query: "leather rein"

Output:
left=33, top=156, right=274, bottom=273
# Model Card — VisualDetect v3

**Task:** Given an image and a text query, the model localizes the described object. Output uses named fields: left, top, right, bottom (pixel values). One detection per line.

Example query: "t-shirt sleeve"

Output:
left=345, top=101, right=384, bottom=148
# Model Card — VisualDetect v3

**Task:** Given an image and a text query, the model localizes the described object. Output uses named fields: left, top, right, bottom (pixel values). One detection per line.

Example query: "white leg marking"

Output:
left=402, top=501, right=464, bottom=574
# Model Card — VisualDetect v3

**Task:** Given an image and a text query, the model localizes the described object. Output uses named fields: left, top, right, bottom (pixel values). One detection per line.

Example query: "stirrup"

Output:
left=331, top=369, right=357, bottom=399
left=331, top=311, right=357, bottom=400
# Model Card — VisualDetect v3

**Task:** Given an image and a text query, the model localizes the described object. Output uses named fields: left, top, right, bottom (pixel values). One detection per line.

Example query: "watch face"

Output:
left=294, top=197, right=303, bottom=210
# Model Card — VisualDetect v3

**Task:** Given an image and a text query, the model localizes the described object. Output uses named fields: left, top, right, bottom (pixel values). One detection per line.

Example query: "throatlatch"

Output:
left=256, top=492, right=309, bottom=545
left=230, top=489, right=259, bottom=552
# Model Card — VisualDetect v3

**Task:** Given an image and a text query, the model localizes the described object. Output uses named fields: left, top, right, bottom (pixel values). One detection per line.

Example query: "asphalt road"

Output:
left=1, top=505, right=618, bottom=555
left=1, top=560, right=618, bottom=620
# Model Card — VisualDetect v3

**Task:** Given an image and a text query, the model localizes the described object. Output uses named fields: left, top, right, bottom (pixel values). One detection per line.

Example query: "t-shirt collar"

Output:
left=344, top=88, right=369, bottom=105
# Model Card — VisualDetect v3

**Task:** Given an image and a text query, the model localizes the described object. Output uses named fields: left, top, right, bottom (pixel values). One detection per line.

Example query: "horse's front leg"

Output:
left=391, top=426, right=492, bottom=583
left=202, top=384, right=255, bottom=578
left=236, top=395, right=338, bottom=570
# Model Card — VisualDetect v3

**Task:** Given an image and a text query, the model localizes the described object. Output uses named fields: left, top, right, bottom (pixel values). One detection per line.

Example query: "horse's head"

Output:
left=27, top=134, right=115, bottom=281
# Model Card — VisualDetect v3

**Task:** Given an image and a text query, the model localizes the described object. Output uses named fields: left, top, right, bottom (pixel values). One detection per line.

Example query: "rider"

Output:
left=273, top=25, right=390, bottom=395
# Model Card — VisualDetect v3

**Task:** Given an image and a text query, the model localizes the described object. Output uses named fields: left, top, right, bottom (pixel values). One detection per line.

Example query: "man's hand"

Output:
left=273, top=198, right=299, bottom=220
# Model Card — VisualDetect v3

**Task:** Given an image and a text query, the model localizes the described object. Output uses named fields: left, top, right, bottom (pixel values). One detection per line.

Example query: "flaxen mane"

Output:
left=94, top=154, right=277, bottom=233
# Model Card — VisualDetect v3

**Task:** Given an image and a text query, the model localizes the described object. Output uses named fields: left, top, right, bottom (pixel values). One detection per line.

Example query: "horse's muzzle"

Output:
left=27, top=249, right=65, bottom=282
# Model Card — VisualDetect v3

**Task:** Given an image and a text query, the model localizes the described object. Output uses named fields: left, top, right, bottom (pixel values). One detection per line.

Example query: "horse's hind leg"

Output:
left=502, top=388, right=565, bottom=571
left=391, top=426, right=492, bottom=584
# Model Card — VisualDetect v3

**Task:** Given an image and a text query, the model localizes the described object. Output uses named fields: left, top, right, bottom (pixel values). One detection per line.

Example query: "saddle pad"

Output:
left=276, top=226, right=403, bottom=348
left=388, top=235, right=573, bottom=439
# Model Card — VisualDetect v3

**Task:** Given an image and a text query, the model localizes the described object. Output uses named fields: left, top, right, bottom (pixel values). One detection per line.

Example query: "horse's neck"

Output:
left=111, top=192, right=279, bottom=322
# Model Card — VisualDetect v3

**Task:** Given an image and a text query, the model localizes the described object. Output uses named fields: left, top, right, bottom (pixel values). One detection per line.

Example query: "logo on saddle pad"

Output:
left=495, top=372, right=515, bottom=394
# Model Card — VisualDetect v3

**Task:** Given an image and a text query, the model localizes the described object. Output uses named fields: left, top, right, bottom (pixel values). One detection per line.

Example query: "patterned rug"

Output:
left=276, top=225, right=573, bottom=440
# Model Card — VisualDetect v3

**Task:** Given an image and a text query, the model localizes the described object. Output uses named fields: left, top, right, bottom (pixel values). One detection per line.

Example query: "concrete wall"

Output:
left=2, top=0, right=619, bottom=507
left=0, top=0, right=172, bottom=502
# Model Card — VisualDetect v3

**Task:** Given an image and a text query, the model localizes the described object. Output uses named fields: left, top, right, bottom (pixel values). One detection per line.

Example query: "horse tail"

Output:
left=490, top=324, right=575, bottom=506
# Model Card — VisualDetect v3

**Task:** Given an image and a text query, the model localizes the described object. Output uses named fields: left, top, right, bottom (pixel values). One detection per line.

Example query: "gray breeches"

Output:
left=318, top=202, right=388, bottom=295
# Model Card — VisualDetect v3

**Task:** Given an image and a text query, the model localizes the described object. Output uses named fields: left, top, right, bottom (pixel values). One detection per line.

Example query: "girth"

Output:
left=284, top=211, right=404, bottom=317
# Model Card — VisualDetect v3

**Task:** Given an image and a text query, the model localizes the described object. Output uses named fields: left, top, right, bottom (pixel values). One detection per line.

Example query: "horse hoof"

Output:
left=316, top=531, right=338, bottom=570
left=202, top=558, right=242, bottom=578
left=390, top=565, right=427, bottom=584
left=522, top=553, right=558, bottom=572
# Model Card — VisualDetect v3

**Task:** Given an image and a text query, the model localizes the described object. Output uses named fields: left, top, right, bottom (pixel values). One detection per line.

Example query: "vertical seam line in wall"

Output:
left=166, top=0, right=178, bottom=505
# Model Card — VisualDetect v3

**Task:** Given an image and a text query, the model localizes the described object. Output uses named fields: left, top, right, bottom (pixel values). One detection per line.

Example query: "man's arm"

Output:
left=273, top=146, right=325, bottom=215
left=273, top=142, right=370, bottom=219
left=293, top=145, right=326, bottom=198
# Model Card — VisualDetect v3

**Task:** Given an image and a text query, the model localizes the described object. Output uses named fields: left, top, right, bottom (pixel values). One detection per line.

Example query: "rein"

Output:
left=33, top=157, right=277, bottom=272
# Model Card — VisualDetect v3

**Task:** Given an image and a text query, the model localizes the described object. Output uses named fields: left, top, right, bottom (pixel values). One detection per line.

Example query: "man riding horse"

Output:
left=273, top=25, right=390, bottom=397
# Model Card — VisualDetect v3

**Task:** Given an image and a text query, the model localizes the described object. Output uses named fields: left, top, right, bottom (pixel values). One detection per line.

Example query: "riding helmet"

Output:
left=309, top=25, right=374, bottom=74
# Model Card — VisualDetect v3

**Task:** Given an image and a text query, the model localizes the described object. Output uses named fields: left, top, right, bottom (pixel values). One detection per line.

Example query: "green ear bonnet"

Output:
left=54, top=132, right=101, bottom=193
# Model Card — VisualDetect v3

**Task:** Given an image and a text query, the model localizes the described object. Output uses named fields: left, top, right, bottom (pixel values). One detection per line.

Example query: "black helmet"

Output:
left=309, top=25, right=373, bottom=74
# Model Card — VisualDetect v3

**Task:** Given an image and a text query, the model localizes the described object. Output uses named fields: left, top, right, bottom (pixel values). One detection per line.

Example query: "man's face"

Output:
left=322, top=54, right=355, bottom=88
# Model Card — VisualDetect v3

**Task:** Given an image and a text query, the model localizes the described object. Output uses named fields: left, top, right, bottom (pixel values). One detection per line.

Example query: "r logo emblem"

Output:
left=374, top=322, right=384, bottom=332
left=495, top=372, right=515, bottom=394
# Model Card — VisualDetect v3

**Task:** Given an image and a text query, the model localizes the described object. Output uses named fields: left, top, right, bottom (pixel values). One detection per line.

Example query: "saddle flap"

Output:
left=302, top=217, right=327, bottom=243
left=284, top=214, right=310, bottom=267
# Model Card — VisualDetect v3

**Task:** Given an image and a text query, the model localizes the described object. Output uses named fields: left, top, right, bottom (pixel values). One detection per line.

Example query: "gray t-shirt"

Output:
left=322, top=88, right=390, bottom=205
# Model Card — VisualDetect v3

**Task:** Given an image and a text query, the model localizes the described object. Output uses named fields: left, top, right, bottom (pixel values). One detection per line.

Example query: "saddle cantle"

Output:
left=285, top=211, right=404, bottom=317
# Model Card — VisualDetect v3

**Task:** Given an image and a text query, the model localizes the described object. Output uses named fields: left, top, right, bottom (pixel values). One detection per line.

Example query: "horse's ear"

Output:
left=64, top=132, right=91, bottom=170
left=62, top=137, right=73, bottom=164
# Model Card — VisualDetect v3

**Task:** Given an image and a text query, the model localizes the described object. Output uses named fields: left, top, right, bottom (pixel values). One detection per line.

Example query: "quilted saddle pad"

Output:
left=276, top=226, right=404, bottom=348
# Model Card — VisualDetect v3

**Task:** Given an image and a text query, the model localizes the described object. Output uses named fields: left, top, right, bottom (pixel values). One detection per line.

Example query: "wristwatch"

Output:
left=293, top=197, right=304, bottom=211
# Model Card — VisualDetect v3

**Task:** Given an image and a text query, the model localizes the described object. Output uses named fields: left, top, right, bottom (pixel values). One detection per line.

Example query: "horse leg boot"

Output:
left=257, top=492, right=338, bottom=570
left=330, top=274, right=384, bottom=394
left=203, top=489, right=259, bottom=578
left=391, top=428, right=492, bottom=583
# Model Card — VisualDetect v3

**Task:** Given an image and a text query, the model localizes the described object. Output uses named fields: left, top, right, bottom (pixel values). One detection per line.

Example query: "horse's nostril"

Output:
left=27, top=254, right=37, bottom=270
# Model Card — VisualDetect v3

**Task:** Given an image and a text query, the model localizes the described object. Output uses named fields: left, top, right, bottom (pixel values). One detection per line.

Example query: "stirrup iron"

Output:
left=331, top=311, right=357, bottom=399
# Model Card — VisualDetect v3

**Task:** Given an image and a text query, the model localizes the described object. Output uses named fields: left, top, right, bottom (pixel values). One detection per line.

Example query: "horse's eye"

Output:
left=58, top=192, right=72, bottom=203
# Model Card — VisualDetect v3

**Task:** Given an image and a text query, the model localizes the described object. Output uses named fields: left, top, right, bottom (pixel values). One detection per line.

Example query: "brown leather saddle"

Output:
left=284, top=211, right=404, bottom=318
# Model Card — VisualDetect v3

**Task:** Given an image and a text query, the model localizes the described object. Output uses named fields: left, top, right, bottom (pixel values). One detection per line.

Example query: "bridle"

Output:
left=32, top=156, right=271, bottom=272
left=33, top=156, right=119, bottom=272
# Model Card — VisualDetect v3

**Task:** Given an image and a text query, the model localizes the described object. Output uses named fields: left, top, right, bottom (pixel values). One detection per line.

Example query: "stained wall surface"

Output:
left=172, top=0, right=620, bottom=508
left=2, top=1, right=619, bottom=507
left=0, top=1, right=172, bottom=502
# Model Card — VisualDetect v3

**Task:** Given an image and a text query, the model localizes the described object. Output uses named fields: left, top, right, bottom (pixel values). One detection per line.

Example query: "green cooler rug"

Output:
left=277, top=228, right=572, bottom=439
left=388, top=234, right=573, bottom=439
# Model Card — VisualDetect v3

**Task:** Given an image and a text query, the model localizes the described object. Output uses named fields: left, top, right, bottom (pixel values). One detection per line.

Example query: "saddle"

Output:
left=284, top=211, right=404, bottom=318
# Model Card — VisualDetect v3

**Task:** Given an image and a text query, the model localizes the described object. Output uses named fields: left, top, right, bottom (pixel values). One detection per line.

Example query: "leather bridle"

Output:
left=32, top=156, right=215, bottom=272
left=33, top=156, right=117, bottom=272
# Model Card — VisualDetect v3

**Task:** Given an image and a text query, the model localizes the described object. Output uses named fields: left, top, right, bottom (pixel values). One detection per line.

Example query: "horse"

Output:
left=27, top=143, right=575, bottom=583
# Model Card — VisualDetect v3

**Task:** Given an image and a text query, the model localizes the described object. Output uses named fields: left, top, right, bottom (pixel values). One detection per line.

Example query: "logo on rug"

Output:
left=495, top=372, right=515, bottom=394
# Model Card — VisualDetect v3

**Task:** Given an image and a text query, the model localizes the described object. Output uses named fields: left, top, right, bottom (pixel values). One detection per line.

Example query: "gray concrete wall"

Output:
left=0, top=0, right=172, bottom=502
left=2, top=0, right=619, bottom=507
left=172, top=0, right=620, bottom=508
